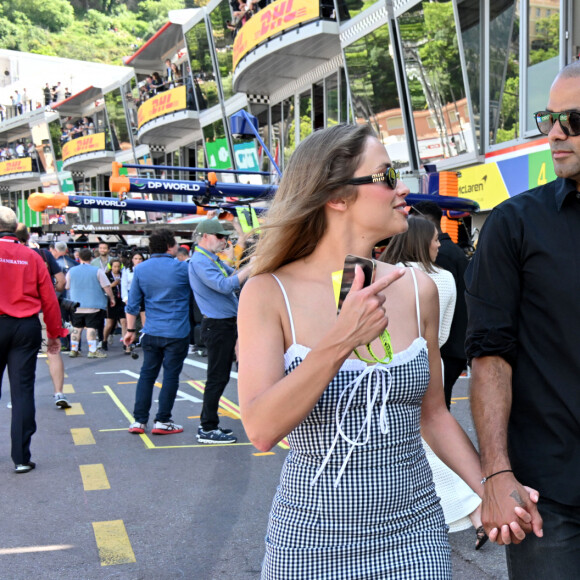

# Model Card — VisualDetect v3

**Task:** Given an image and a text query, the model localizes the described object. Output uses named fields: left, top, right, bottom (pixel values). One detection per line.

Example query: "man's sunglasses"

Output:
left=213, top=233, right=228, bottom=240
left=347, top=166, right=399, bottom=189
left=534, top=111, right=580, bottom=137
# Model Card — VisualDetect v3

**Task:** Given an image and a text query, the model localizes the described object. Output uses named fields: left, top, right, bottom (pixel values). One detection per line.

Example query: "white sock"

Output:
left=88, top=340, right=98, bottom=353
left=71, top=340, right=79, bottom=351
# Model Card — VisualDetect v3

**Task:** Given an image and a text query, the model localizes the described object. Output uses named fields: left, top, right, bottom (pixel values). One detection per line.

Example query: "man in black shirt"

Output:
left=411, top=201, right=468, bottom=407
left=465, top=61, right=580, bottom=578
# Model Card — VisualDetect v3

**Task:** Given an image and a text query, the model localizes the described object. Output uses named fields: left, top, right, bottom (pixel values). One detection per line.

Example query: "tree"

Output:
left=13, top=0, right=75, bottom=33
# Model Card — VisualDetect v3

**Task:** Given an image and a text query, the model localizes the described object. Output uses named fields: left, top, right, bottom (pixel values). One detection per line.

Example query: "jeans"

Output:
left=200, top=317, right=237, bottom=431
left=132, top=333, right=189, bottom=424
left=506, top=497, right=580, bottom=579
left=0, top=316, right=42, bottom=464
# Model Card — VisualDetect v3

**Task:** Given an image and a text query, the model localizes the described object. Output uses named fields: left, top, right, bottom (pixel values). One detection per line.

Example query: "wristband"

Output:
left=127, top=329, right=136, bottom=333
left=481, top=469, right=513, bottom=485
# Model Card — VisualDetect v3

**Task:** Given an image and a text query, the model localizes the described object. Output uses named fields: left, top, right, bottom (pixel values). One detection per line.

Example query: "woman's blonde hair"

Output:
left=251, top=123, right=375, bottom=275
left=379, top=215, right=438, bottom=273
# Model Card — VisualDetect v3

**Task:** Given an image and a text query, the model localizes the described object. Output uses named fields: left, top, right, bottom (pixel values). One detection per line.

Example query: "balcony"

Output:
left=232, top=0, right=340, bottom=96
left=53, top=86, right=117, bottom=173
left=136, top=85, right=201, bottom=147
left=0, top=157, right=41, bottom=188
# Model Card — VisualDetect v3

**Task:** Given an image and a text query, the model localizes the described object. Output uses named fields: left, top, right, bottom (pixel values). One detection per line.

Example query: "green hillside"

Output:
left=0, top=0, right=210, bottom=65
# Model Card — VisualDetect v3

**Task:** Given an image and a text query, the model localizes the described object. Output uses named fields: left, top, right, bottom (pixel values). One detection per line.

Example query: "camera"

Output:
left=59, top=295, right=80, bottom=316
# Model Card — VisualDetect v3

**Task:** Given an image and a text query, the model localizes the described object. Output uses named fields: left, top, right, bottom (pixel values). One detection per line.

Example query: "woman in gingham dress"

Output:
left=238, top=125, right=523, bottom=579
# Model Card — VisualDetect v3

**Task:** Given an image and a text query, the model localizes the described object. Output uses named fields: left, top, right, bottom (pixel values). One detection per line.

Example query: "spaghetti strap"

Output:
left=409, top=268, right=422, bottom=338
left=271, top=274, right=297, bottom=345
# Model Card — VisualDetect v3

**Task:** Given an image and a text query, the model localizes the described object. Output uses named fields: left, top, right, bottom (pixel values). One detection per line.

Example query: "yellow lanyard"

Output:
left=331, top=269, right=393, bottom=364
left=195, top=247, right=228, bottom=277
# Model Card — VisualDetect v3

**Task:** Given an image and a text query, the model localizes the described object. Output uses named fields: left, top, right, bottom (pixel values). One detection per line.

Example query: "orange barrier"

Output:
left=27, top=192, right=70, bottom=212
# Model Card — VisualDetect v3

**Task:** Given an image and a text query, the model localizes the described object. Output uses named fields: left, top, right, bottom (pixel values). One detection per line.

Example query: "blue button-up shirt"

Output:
left=126, top=253, right=190, bottom=338
left=189, top=247, right=240, bottom=319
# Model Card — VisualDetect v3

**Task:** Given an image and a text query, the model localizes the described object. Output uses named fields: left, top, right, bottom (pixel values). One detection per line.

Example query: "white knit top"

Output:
left=406, top=262, right=457, bottom=348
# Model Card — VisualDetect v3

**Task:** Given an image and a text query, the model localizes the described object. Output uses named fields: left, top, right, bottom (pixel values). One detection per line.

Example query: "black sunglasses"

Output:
left=534, top=110, right=580, bottom=137
left=347, top=166, right=399, bottom=189
left=213, top=233, right=228, bottom=240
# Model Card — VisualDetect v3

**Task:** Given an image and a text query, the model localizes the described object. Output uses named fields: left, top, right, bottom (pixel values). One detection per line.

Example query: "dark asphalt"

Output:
left=0, top=342, right=508, bottom=579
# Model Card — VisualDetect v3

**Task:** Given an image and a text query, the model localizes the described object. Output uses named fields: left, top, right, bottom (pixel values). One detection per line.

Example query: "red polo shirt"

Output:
left=0, top=236, right=66, bottom=338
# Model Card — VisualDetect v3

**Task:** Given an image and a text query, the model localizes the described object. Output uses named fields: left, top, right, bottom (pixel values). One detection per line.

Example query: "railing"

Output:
left=232, top=0, right=336, bottom=71
left=0, top=100, right=36, bottom=122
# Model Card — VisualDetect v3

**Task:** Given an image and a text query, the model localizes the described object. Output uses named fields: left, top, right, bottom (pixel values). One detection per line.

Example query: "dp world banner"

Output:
left=62, top=133, right=106, bottom=161
left=233, top=0, right=320, bottom=70
left=0, top=157, right=32, bottom=176
left=137, top=85, right=186, bottom=129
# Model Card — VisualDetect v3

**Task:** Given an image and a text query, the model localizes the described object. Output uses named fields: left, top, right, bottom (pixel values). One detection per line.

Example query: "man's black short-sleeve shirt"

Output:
left=465, top=177, right=580, bottom=506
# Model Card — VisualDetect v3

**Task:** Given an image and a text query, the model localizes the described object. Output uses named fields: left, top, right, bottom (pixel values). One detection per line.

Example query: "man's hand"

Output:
left=122, top=332, right=136, bottom=347
left=46, top=337, right=61, bottom=355
left=482, top=475, right=543, bottom=545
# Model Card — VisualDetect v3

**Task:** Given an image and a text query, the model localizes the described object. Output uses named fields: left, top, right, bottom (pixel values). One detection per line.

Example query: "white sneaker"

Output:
left=54, top=393, right=71, bottom=409
left=151, top=421, right=183, bottom=435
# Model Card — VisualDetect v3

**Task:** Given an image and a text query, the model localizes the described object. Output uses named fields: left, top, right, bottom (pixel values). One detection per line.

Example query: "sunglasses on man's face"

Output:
left=347, top=166, right=399, bottom=189
left=213, top=233, right=228, bottom=240
left=534, top=110, right=580, bottom=137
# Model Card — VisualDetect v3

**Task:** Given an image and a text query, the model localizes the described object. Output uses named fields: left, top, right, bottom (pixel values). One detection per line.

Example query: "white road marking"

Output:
left=183, top=357, right=238, bottom=379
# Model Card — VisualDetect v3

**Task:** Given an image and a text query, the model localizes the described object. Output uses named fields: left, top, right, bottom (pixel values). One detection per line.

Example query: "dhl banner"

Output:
left=0, top=157, right=32, bottom=176
left=62, top=133, right=106, bottom=161
left=137, top=85, right=186, bottom=129
left=233, top=0, right=320, bottom=70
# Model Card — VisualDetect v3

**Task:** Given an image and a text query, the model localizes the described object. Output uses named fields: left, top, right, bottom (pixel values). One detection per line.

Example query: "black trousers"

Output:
left=200, top=317, right=237, bottom=431
left=506, top=497, right=580, bottom=579
left=0, top=316, right=42, bottom=465
left=442, top=356, right=466, bottom=409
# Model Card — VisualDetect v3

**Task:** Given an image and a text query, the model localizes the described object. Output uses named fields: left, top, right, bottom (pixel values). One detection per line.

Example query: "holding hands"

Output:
left=483, top=474, right=543, bottom=544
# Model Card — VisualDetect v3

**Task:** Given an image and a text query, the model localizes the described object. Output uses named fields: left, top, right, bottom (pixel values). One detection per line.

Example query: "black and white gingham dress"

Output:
left=263, top=273, right=451, bottom=579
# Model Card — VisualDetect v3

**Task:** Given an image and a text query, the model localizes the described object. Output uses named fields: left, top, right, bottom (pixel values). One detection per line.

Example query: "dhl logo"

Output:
left=137, top=86, right=186, bottom=129
left=0, top=158, right=32, bottom=175
left=256, top=0, right=307, bottom=38
left=73, top=137, right=100, bottom=153
left=63, top=133, right=105, bottom=160
left=149, top=94, right=180, bottom=116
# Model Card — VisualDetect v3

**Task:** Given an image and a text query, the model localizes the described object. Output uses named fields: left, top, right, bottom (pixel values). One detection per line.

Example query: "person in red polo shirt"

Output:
left=0, top=206, right=67, bottom=473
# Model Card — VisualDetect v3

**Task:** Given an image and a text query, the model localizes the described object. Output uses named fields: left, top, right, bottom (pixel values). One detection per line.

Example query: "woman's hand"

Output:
left=337, top=265, right=405, bottom=351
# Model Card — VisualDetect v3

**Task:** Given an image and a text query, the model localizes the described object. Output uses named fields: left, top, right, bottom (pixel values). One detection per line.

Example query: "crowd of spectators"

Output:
left=0, top=140, right=39, bottom=171
left=137, top=60, right=184, bottom=104
left=0, top=81, right=72, bottom=124
left=60, top=116, right=95, bottom=144
left=227, top=0, right=271, bottom=39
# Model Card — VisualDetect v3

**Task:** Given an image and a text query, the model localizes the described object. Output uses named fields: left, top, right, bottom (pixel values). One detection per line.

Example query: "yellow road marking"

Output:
left=71, top=428, right=96, bottom=445
left=151, top=442, right=254, bottom=449
left=80, top=464, right=110, bottom=491
left=92, top=391, right=108, bottom=394
left=63, top=384, right=75, bottom=394
left=65, top=402, right=84, bottom=416
left=102, top=385, right=154, bottom=449
left=92, top=520, right=136, bottom=566
left=185, top=380, right=290, bottom=450
left=254, top=452, right=275, bottom=456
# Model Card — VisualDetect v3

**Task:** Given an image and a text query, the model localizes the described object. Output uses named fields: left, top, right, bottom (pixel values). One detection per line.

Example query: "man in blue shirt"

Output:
left=123, top=230, right=190, bottom=435
left=189, top=219, right=252, bottom=444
